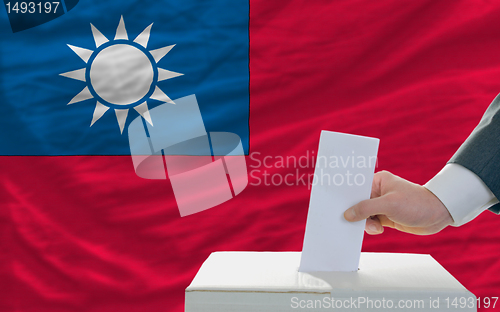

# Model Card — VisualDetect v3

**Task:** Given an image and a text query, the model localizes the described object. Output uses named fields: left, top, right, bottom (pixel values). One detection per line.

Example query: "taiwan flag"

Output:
left=1, top=1, right=500, bottom=312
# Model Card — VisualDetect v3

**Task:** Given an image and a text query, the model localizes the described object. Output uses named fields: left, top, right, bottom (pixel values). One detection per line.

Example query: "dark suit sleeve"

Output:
left=448, top=93, right=500, bottom=214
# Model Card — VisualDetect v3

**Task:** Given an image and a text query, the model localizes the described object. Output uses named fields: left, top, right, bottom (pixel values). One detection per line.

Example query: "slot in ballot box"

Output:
left=185, top=252, right=476, bottom=312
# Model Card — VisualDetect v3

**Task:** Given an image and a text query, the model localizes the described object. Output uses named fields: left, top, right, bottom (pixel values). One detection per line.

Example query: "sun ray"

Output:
left=150, top=86, right=174, bottom=104
left=150, top=45, right=175, bottom=63
left=68, top=87, right=93, bottom=105
left=60, top=68, right=86, bottom=81
left=90, top=24, right=109, bottom=48
left=158, top=68, right=183, bottom=82
left=67, top=45, right=93, bottom=63
left=115, top=109, right=129, bottom=134
left=134, top=102, right=153, bottom=126
left=114, top=16, right=128, bottom=40
left=134, top=23, right=153, bottom=48
left=91, top=101, right=110, bottom=126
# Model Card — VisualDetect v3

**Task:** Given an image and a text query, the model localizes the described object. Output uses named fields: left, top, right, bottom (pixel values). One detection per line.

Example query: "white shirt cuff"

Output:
left=424, top=163, right=499, bottom=227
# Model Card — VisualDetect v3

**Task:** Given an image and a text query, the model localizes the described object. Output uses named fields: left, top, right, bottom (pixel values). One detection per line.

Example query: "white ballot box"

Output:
left=185, top=251, right=476, bottom=312
left=185, top=132, right=476, bottom=311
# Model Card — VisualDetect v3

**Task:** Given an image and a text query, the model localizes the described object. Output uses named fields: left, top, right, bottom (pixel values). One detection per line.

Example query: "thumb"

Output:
left=344, top=196, right=393, bottom=222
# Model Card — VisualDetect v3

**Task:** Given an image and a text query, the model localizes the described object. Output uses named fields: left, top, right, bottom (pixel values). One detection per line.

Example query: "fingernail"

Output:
left=348, top=208, right=356, bottom=220
left=368, top=224, right=378, bottom=233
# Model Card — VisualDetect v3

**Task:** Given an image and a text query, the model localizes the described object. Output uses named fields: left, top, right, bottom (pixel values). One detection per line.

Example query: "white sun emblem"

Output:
left=61, top=16, right=183, bottom=133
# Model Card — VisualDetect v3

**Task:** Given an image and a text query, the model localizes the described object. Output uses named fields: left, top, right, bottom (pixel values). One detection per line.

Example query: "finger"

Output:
left=370, top=172, right=383, bottom=199
left=377, top=214, right=396, bottom=229
left=344, top=195, right=394, bottom=222
left=365, top=216, right=384, bottom=234
left=370, top=170, right=392, bottom=199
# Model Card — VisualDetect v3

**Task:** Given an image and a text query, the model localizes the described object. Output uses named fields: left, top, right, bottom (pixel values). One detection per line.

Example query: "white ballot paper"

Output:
left=299, top=131, right=379, bottom=272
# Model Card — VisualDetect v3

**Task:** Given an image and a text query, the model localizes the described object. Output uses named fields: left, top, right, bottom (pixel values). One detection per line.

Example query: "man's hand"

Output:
left=343, top=171, right=454, bottom=235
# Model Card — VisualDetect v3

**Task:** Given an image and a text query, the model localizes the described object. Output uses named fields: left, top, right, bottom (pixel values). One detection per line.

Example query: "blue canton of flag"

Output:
left=0, top=0, right=249, bottom=155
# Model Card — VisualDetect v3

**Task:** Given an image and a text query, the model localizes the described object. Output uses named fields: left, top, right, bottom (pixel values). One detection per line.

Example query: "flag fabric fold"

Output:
left=1, top=1, right=500, bottom=311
